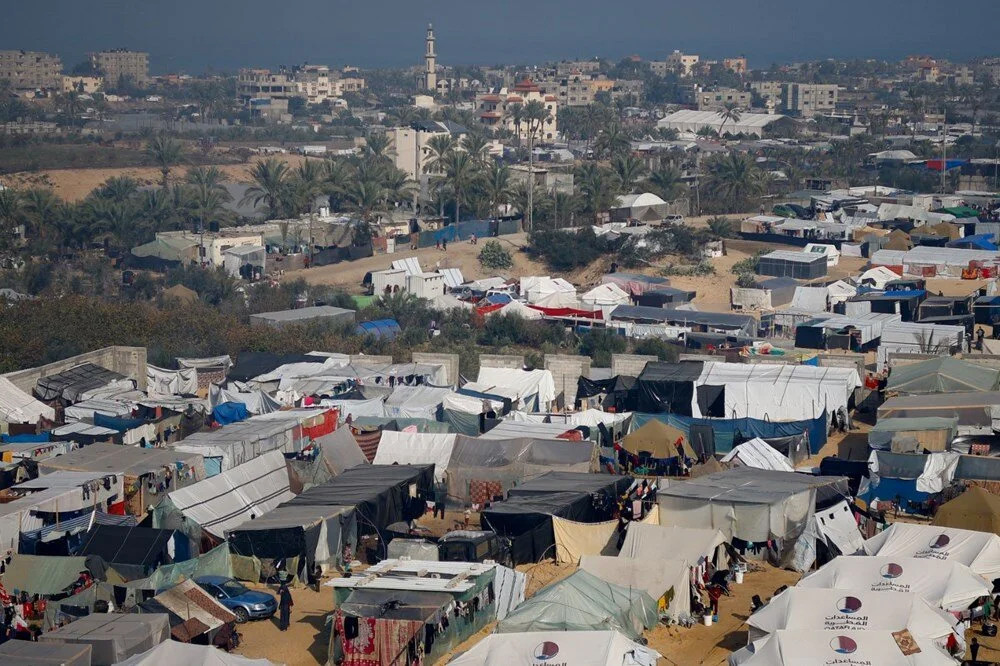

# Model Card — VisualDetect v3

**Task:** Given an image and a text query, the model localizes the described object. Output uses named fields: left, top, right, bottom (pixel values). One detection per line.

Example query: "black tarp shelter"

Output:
left=757, top=251, right=827, bottom=279
left=636, top=361, right=724, bottom=416
left=227, top=504, right=356, bottom=570
left=77, top=525, right=181, bottom=580
left=35, top=364, right=129, bottom=402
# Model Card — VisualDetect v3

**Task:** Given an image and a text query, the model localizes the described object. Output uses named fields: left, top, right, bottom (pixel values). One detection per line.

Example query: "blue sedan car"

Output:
left=195, top=575, right=277, bottom=623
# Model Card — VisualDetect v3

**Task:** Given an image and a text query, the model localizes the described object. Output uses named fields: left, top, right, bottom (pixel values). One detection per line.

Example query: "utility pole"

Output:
left=527, top=125, right=534, bottom=232
left=941, top=114, right=947, bottom=194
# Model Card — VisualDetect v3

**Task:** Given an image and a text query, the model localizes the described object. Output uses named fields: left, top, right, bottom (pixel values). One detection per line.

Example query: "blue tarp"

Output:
left=947, top=234, right=998, bottom=251
left=861, top=478, right=930, bottom=510
left=1, top=433, right=50, bottom=443
left=631, top=411, right=827, bottom=455
left=881, top=289, right=927, bottom=299
left=356, top=319, right=401, bottom=340
left=212, top=401, right=249, bottom=426
left=483, top=293, right=512, bottom=305
left=94, top=413, right=147, bottom=433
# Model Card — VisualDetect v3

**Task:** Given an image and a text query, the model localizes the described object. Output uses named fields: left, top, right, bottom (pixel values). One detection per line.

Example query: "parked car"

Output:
left=438, top=530, right=512, bottom=567
left=195, top=575, right=277, bottom=623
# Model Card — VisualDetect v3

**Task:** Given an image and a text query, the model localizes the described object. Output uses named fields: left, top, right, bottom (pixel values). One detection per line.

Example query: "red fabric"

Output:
left=469, top=479, right=503, bottom=506
left=555, top=429, right=583, bottom=441
left=527, top=305, right=603, bottom=320
left=352, top=428, right=383, bottom=462
left=336, top=613, right=423, bottom=666
left=475, top=303, right=505, bottom=316
left=108, top=501, right=126, bottom=515
left=302, top=409, right=338, bottom=439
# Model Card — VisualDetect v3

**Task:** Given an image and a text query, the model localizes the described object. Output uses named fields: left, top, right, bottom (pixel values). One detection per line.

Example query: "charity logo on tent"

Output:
left=880, top=562, right=904, bottom=579
left=830, top=636, right=858, bottom=654
left=929, top=534, right=951, bottom=549
left=837, top=596, right=863, bottom=614
left=534, top=641, right=560, bottom=660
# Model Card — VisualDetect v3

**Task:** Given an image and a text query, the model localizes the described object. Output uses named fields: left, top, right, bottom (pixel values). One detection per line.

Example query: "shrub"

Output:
left=579, top=328, right=627, bottom=367
left=735, top=272, right=758, bottom=288
left=478, top=240, right=513, bottom=270
left=730, top=250, right=766, bottom=275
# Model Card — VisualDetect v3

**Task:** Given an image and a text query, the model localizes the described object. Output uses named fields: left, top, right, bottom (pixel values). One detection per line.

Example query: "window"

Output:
left=475, top=540, right=491, bottom=559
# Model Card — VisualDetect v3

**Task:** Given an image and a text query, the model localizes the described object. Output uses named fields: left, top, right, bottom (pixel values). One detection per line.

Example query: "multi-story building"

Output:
left=0, top=50, right=62, bottom=90
left=984, top=58, right=1000, bottom=85
left=665, top=50, right=700, bottom=77
left=782, top=83, right=838, bottom=117
left=89, top=49, right=149, bottom=87
left=240, top=65, right=365, bottom=106
left=537, top=73, right=615, bottom=107
left=723, top=57, right=748, bottom=75
left=951, top=66, right=974, bottom=87
left=237, top=69, right=297, bottom=105
left=750, top=81, right=783, bottom=103
left=62, top=75, right=103, bottom=94
left=555, top=60, right=601, bottom=76
left=389, top=120, right=469, bottom=180
left=694, top=87, right=751, bottom=111
left=293, top=65, right=335, bottom=104
left=476, top=79, right=558, bottom=142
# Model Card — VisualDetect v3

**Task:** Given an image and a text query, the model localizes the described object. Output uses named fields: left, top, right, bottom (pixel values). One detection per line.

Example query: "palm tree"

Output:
left=461, top=133, right=491, bottom=165
left=550, top=191, right=581, bottom=229
left=703, top=153, right=767, bottom=211
left=505, top=103, right=524, bottom=147
left=0, top=188, right=25, bottom=258
left=718, top=102, right=743, bottom=137
left=477, top=161, right=514, bottom=218
left=443, top=150, right=481, bottom=224
left=323, top=158, right=353, bottom=210
left=22, top=188, right=63, bottom=253
left=344, top=179, right=388, bottom=223
left=240, top=158, right=291, bottom=219
left=522, top=99, right=552, bottom=231
left=612, top=154, right=648, bottom=194
left=575, top=163, right=621, bottom=220
left=706, top=216, right=735, bottom=239
left=145, top=136, right=185, bottom=188
left=363, top=133, right=395, bottom=163
left=185, top=165, right=228, bottom=194
left=97, top=176, right=140, bottom=204
left=289, top=159, right=327, bottom=214
left=423, top=134, right=456, bottom=175
left=593, top=122, right=630, bottom=159
left=646, top=165, right=687, bottom=201
left=137, top=188, right=178, bottom=232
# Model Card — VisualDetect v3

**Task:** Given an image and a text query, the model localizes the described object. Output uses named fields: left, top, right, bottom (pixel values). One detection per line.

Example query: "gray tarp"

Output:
left=35, top=363, right=129, bottom=402
left=39, top=613, right=170, bottom=666
left=886, top=357, right=1000, bottom=394
left=227, top=504, right=357, bottom=569
left=316, top=428, right=368, bottom=475
left=878, top=391, right=1000, bottom=426
left=0, top=640, right=92, bottom=666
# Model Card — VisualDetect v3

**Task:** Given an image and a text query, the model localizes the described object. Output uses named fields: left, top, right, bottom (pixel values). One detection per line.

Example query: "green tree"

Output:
left=478, top=239, right=513, bottom=270
left=706, top=216, right=735, bottom=238
left=575, top=163, right=621, bottom=219
left=477, top=161, right=514, bottom=218
left=442, top=150, right=481, bottom=224
left=718, top=102, right=743, bottom=137
left=97, top=176, right=140, bottom=204
left=612, top=153, right=648, bottom=193
left=646, top=165, right=687, bottom=201
left=146, top=136, right=186, bottom=189
left=593, top=122, right=630, bottom=158
left=240, top=158, right=291, bottom=219
left=522, top=99, right=552, bottom=230
left=703, top=153, right=767, bottom=212
left=0, top=188, right=25, bottom=260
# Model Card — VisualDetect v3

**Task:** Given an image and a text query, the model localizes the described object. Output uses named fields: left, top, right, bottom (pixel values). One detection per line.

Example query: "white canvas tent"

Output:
left=746, top=587, right=960, bottom=645
left=209, top=384, right=282, bottom=415
left=0, top=376, right=55, bottom=426
left=859, top=266, right=902, bottom=289
left=720, top=438, right=795, bottom=472
left=797, top=556, right=989, bottom=611
left=383, top=385, right=455, bottom=419
left=876, top=322, right=965, bottom=370
left=448, top=630, right=660, bottom=666
left=521, top=276, right=575, bottom=304
left=580, top=283, right=631, bottom=309
left=490, top=300, right=543, bottom=320
left=165, top=450, right=293, bottom=538
left=729, top=629, right=956, bottom=665
left=171, top=412, right=305, bottom=471
left=580, top=554, right=691, bottom=621
left=620, top=522, right=727, bottom=570
left=146, top=365, right=198, bottom=397
left=862, top=523, right=1000, bottom=579
left=372, top=431, right=456, bottom=481
left=115, top=640, right=280, bottom=665
left=474, top=367, right=556, bottom=412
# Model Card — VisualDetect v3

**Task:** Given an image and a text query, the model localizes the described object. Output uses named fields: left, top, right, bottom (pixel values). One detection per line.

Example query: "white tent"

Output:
left=522, top=276, right=576, bottom=304
left=720, top=438, right=795, bottom=472
left=209, top=383, right=282, bottom=415
left=580, top=555, right=691, bottom=621
left=797, top=556, right=990, bottom=611
left=620, top=522, right=727, bottom=570
left=372, top=431, right=456, bottom=481
left=166, top=450, right=293, bottom=537
left=875, top=322, right=965, bottom=370
left=729, top=629, right=956, bottom=665
left=788, top=286, right=829, bottom=313
left=146, top=365, right=198, bottom=397
left=803, top=243, right=841, bottom=267
left=448, top=630, right=659, bottom=666
left=475, top=367, right=557, bottom=412
left=0, top=376, right=55, bottom=425
left=489, top=300, right=543, bottom=320
left=383, top=385, right=455, bottom=419
left=859, top=266, right=901, bottom=289
left=862, top=523, right=1000, bottom=579
left=171, top=413, right=303, bottom=471
left=827, top=280, right=858, bottom=306
left=746, top=587, right=960, bottom=645
left=319, top=397, right=387, bottom=419
left=115, top=639, right=280, bottom=665
left=533, top=290, right=583, bottom=309
left=580, top=283, right=631, bottom=309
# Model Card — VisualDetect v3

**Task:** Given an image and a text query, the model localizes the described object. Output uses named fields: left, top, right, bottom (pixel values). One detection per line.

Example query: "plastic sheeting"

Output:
left=449, top=630, right=660, bottom=666
left=580, top=553, right=690, bottom=621
left=887, top=357, right=1000, bottom=395
left=146, top=365, right=197, bottom=397
left=620, top=522, right=727, bottom=570
left=372, top=431, right=456, bottom=481
left=863, top=522, right=1000, bottom=578
left=316, top=428, right=368, bottom=475
left=552, top=507, right=660, bottom=564
left=114, top=640, right=279, bottom=666
left=171, top=414, right=301, bottom=472
left=0, top=376, right=54, bottom=425
left=383, top=385, right=453, bottom=420
left=165, top=450, right=293, bottom=538
left=320, top=397, right=387, bottom=419
left=34, top=363, right=130, bottom=402
left=227, top=504, right=356, bottom=571
left=209, top=384, right=282, bottom=416
left=720, top=438, right=795, bottom=472
left=729, top=629, right=957, bottom=666
left=475, top=367, right=556, bottom=412
left=39, top=613, right=170, bottom=665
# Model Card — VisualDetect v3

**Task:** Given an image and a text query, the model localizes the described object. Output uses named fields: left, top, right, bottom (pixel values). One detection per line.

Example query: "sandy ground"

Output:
left=3, top=154, right=310, bottom=202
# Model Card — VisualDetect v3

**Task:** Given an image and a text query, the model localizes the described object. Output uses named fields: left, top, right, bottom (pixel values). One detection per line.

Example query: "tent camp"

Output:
left=729, top=629, right=956, bottom=665
left=580, top=555, right=691, bottom=622
left=473, top=367, right=557, bottom=412
left=868, top=417, right=958, bottom=452
left=797, top=556, right=990, bottom=611
left=745, top=587, right=960, bottom=645
left=146, top=365, right=198, bottom=397
left=227, top=503, right=356, bottom=572
left=932, top=486, right=1000, bottom=535
left=0, top=376, right=55, bottom=428
left=620, top=418, right=693, bottom=459
left=878, top=391, right=1000, bottom=427
left=620, top=522, right=728, bottom=571
left=39, top=613, right=170, bottom=666
left=34, top=363, right=133, bottom=403
left=496, top=569, right=657, bottom=640
left=314, top=427, right=368, bottom=475
left=135, top=578, right=236, bottom=643
left=887, top=357, right=1000, bottom=395
left=448, top=630, right=660, bottom=666
left=372, top=431, right=456, bottom=481
left=115, top=640, right=279, bottom=666
left=720, top=438, right=795, bottom=472
left=383, top=385, right=454, bottom=419
left=164, top=450, right=293, bottom=539
left=0, top=640, right=92, bottom=666
left=171, top=411, right=315, bottom=473
left=863, top=522, right=1000, bottom=578
left=77, top=524, right=185, bottom=579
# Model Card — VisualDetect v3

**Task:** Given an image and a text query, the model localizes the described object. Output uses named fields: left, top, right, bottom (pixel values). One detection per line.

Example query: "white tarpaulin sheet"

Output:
left=0, top=376, right=54, bottom=424
left=581, top=283, right=631, bottom=308
left=620, top=522, right=727, bottom=569
left=383, top=385, right=454, bottom=420
left=171, top=416, right=299, bottom=472
left=729, top=629, right=957, bottom=666
left=391, top=257, right=422, bottom=276
left=862, top=523, right=1000, bottom=579
left=789, top=286, right=829, bottom=313
left=720, top=438, right=794, bottom=472
left=580, top=555, right=690, bottom=621
left=64, top=398, right=134, bottom=422
left=797, top=556, right=989, bottom=611
left=372, top=431, right=456, bottom=481
left=209, top=384, right=282, bottom=415
left=146, top=365, right=197, bottom=397
left=449, top=630, right=660, bottom=666
left=166, top=450, right=292, bottom=538
left=115, top=640, right=279, bottom=666
left=876, top=322, right=965, bottom=370
left=916, top=452, right=961, bottom=493
left=746, top=587, right=959, bottom=644
left=177, top=355, right=231, bottom=371
left=319, top=397, right=386, bottom=419
left=475, top=367, right=556, bottom=412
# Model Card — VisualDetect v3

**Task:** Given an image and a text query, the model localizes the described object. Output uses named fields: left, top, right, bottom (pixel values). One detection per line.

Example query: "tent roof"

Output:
left=77, top=524, right=175, bottom=566
left=38, top=442, right=203, bottom=477
left=621, top=419, right=691, bottom=458
left=732, top=629, right=956, bottom=665
left=0, top=640, right=92, bottom=666
left=863, top=522, right=1000, bottom=579
left=0, top=376, right=55, bottom=424
left=720, top=437, right=795, bottom=472
left=448, top=630, right=660, bottom=666
left=620, top=522, right=726, bottom=566
left=887, top=357, right=1000, bottom=394
left=658, top=467, right=849, bottom=505
left=932, top=486, right=1000, bottom=535
left=3, top=554, right=92, bottom=596
left=114, top=640, right=279, bottom=666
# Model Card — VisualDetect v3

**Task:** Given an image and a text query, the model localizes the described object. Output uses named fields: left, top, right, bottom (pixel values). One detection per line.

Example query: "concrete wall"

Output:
left=350, top=354, right=394, bottom=365
left=412, top=352, right=460, bottom=387
left=545, top=354, right=592, bottom=409
left=957, top=354, right=1000, bottom=371
left=611, top=354, right=656, bottom=378
left=2, top=346, right=148, bottom=393
left=478, top=354, right=524, bottom=370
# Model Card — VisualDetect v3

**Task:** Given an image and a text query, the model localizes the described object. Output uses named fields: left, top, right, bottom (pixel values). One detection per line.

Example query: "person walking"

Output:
left=971, top=636, right=980, bottom=663
left=433, top=480, right=448, bottom=519
left=278, top=581, right=293, bottom=631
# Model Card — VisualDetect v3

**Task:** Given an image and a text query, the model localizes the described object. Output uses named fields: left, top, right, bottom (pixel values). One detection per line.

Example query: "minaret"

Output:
left=424, top=24, right=437, bottom=93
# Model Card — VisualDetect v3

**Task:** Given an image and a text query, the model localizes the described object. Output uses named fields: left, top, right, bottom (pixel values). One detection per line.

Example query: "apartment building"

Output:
left=694, top=87, right=751, bottom=111
left=555, top=60, right=601, bottom=76
left=665, top=50, right=700, bottom=77
left=238, top=65, right=365, bottom=106
left=89, top=49, right=149, bottom=86
left=476, top=79, right=558, bottom=142
left=62, top=75, right=103, bottom=94
left=388, top=120, right=469, bottom=180
left=538, top=73, right=615, bottom=106
left=0, top=50, right=62, bottom=90
left=237, top=69, right=297, bottom=105
left=723, top=57, right=748, bottom=75
left=750, top=81, right=782, bottom=103
left=783, top=83, right=838, bottom=117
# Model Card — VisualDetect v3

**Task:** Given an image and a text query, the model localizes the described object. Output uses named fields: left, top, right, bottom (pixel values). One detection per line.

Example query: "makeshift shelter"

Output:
left=875, top=322, right=965, bottom=370
left=620, top=522, right=728, bottom=571
left=863, top=522, right=1000, bottom=578
left=859, top=266, right=902, bottom=289
left=171, top=411, right=318, bottom=473
left=580, top=283, right=631, bottom=310
left=797, top=556, right=989, bottom=611
left=478, top=419, right=578, bottom=440
left=2, top=554, right=100, bottom=597
left=551, top=508, right=660, bottom=564
left=0, top=376, right=55, bottom=428
left=39, top=613, right=170, bottom=666
left=448, top=630, right=660, bottom=666
left=746, top=587, right=960, bottom=645
left=729, top=629, right=956, bottom=666
left=473, top=367, right=556, bottom=412
left=496, top=569, right=657, bottom=640
left=932, top=486, right=1000, bottom=536
left=720, top=437, right=795, bottom=472
left=878, top=391, right=1000, bottom=427
left=887, top=357, right=1000, bottom=395
left=115, top=640, right=279, bottom=666
left=314, top=428, right=368, bottom=475
left=77, top=524, right=184, bottom=580
left=580, top=554, right=690, bottom=622
left=146, top=365, right=198, bottom=397
left=383, top=385, right=453, bottom=419
left=601, top=272, right=671, bottom=296
left=209, top=384, right=282, bottom=417
left=227, top=503, right=356, bottom=573
left=34, top=363, right=133, bottom=403
left=757, top=251, right=828, bottom=279
left=0, top=640, right=92, bottom=666
left=135, top=578, right=237, bottom=644
left=634, top=361, right=718, bottom=416
left=162, top=450, right=293, bottom=539
left=372, top=431, right=456, bottom=481
left=481, top=472, right=632, bottom=563
left=869, top=417, right=958, bottom=452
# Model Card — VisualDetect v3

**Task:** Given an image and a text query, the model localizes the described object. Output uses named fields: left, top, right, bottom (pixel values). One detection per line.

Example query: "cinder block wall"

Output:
left=479, top=354, right=524, bottom=369
left=3, top=346, right=148, bottom=393
left=545, top=354, right=592, bottom=408
left=350, top=354, right=393, bottom=364
left=611, top=354, right=656, bottom=377
left=411, top=352, right=460, bottom=386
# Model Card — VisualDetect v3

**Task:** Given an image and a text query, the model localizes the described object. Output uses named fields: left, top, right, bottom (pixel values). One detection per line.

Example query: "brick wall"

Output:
left=544, top=354, right=592, bottom=409
left=611, top=354, right=656, bottom=378
left=411, top=352, right=460, bottom=386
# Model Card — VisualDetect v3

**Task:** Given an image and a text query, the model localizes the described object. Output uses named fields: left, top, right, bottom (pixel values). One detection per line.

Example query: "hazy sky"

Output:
left=4, top=1, right=998, bottom=74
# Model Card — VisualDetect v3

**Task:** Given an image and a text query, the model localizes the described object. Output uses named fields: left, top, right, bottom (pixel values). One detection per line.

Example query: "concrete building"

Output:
left=476, top=79, right=558, bottom=142
left=62, top=75, right=103, bottom=94
left=0, top=50, right=62, bottom=90
left=538, top=73, right=615, bottom=107
left=665, top=50, right=700, bottom=76
left=723, top=57, right=748, bottom=75
left=694, top=87, right=751, bottom=111
left=424, top=24, right=437, bottom=93
left=750, top=81, right=783, bottom=103
left=89, top=49, right=149, bottom=87
left=237, top=69, right=297, bottom=105
left=782, top=83, right=838, bottom=117
left=238, top=66, right=364, bottom=107
left=389, top=120, right=469, bottom=180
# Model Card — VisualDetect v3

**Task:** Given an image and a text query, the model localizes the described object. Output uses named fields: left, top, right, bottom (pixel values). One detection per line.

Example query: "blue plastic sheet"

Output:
left=631, top=411, right=827, bottom=454
left=94, top=413, right=146, bottom=433
left=212, top=401, right=249, bottom=426
left=1, top=433, right=50, bottom=443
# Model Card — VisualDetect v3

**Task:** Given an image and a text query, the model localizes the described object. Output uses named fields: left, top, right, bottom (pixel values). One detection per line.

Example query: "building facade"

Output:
left=694, top=87, right=751, bottom=111
left=62, top=75, right=104, bottom=94
left=666, top=50, right=700, bottom=77
left=537, top=73, right=615, bottom=107
left=237, top=69, right=297, bottom=105
left=723, top=57, right=748, bottom=75
left=476, top=79, right=558, bottom=142
left=782, top=83, right=838, bottom=117
left=89, top=49, right=149, bottom=87
left=0, top=50, right=62, bottom=90
left=388, top=121, right=468, bottom=180
left=424, top=24, right=437, bottom=92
